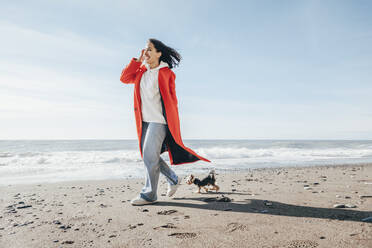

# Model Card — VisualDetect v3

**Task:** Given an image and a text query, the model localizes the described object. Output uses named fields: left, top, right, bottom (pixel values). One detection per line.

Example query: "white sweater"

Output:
left=140, top=61, right=169, bottom=124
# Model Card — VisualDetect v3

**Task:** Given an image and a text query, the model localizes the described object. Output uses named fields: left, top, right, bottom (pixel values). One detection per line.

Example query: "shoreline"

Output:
left=1, top=163, right=371, bottom=247
left=1, top=162, right=372, bottom=187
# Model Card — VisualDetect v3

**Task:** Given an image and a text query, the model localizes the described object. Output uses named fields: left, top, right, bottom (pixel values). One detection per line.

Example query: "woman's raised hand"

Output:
left=137, top=49, right=146, bottom=63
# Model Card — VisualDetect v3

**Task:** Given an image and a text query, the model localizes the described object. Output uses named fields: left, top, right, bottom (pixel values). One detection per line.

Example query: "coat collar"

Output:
left=141, top=61, right=169, bottom=72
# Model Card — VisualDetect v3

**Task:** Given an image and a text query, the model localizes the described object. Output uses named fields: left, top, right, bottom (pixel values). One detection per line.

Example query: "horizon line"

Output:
left=1, top=139, right=372, bottom=141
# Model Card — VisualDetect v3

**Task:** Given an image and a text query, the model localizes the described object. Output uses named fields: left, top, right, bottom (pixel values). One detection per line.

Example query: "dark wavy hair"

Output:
left=149, top=38, right=181, bottom=69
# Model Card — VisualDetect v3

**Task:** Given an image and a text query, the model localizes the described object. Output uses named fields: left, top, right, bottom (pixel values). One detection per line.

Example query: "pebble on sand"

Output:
left=333, top=204, right=345, bottom=208
left=16, top=205, right=32, bottom=209
left=157, top=210, right=177, bottom=215
left=359, top=195, right=372, bottom=199
left=62, top=240, right=74, bottom=244
left=345, top=204, right=356, bottom=208
left=333, top=204, right=357, bottom=208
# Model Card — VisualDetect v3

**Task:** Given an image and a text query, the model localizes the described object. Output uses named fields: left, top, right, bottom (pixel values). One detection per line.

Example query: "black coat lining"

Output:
left=159, top=95, right=200, bottom=165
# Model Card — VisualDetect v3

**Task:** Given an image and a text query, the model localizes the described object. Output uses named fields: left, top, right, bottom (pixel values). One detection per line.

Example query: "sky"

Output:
left=1, top=0, right=372, bottom=140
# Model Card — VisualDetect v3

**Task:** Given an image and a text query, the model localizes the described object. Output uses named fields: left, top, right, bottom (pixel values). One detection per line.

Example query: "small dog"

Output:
left=186, top=170, right=220, bottom=193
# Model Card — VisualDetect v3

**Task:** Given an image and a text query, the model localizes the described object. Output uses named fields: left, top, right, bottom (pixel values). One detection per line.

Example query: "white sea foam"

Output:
left=197, top=146, right=372, bottom=161
left=1, top=140, right=372, bottom=185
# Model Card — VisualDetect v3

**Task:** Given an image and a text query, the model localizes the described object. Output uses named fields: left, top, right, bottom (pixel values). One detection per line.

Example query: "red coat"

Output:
left=120, top=58, right=211, bottom=165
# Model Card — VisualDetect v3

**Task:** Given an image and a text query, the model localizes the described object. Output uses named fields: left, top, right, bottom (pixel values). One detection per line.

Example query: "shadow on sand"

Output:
left=154, top=192, right=372, bottom=222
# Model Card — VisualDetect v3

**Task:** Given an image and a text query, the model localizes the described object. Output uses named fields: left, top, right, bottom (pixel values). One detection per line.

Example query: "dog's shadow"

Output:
left=158, top=193, right=372, bottom=223
left=175, top=191, right=251, bottom=198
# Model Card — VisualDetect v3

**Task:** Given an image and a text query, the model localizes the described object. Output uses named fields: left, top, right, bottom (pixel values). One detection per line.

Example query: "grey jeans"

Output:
left=139, top=121, right=178, bottom=202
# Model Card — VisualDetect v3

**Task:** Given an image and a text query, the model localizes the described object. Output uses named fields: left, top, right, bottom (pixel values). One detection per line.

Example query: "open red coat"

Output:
left=120, top=58, right=211, bottom=165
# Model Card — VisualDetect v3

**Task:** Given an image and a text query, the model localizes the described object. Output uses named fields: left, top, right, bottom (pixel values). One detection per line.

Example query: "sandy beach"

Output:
left=1, top=163, right=371, bottom=248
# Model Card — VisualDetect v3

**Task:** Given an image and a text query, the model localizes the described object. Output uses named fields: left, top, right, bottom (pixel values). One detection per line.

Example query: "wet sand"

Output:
left=1, top=163, right=372, bottom=248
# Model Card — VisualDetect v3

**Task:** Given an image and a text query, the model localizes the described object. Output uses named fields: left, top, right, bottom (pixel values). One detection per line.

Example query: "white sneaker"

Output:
left=130, top=196, right=157, bottom=206
left=167, top=178, right=181, bottom=197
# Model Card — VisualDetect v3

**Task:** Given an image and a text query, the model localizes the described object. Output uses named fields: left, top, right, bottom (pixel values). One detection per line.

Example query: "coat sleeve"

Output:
left=169, top=71, right=178, bottom=106
left=120, top=58, right=142, bottom=84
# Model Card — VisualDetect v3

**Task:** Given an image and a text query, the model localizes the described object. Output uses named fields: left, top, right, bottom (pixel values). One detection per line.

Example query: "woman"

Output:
left=120, top=39, right=211, bottom=206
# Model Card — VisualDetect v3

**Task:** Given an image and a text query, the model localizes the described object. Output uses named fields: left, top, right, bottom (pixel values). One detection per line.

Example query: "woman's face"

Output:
left=145, top=42, right=161, bottom=64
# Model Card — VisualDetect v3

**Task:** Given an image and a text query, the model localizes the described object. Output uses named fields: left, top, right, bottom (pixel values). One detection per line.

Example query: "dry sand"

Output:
left=0, top=163, right=371, bottom=248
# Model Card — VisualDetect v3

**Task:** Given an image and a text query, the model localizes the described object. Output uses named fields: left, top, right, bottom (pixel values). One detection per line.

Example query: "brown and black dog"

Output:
left=186, top=170, right=220, bottom=193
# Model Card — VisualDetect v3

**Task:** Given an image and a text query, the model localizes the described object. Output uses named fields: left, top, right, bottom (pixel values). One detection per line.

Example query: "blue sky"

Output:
left=1, top=0, right=372, bottom=139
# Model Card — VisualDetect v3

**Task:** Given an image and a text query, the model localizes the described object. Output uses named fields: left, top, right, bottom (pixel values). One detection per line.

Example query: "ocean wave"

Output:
left=2, top=140, right=372, bottom=185
left=102, top=157, right=142, bottom=163
left=197, top=147, right=254, bottom=159
left=103, top=158, right=121, bottom=163
left=0, top=152, right=14, bottom=158
left=37, top=158, right=48, bottom=164
left=196, top=146, right=372, bottom=160
left=1, top=146, right=372, bottom=168
left=2, top=147, right=372, bottom=169
left=18, top=152, right=42, bottom=158
left=0, top=150, right=142, bottom=167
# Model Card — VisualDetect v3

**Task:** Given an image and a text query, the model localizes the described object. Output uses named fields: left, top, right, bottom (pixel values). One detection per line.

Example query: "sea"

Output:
left=1, top=140, right=372, bottom=185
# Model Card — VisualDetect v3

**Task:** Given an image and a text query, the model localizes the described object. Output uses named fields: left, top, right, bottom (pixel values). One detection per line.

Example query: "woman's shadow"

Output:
left=156, top=191, right=372, bottom=222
